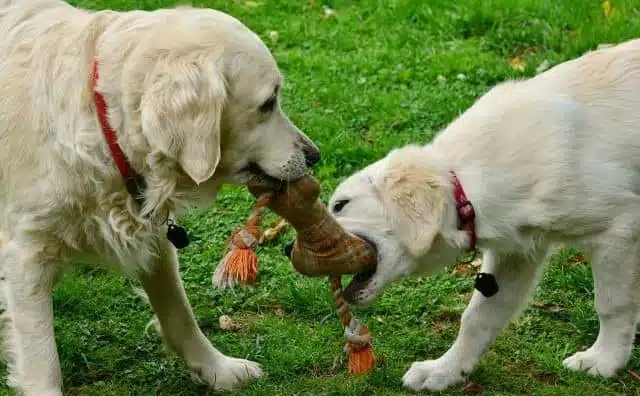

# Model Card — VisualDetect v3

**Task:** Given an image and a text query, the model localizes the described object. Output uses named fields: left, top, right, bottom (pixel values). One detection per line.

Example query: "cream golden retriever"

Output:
left=329, top=38, right=640, bottom=392
left=0, top=1, right=319, bottom=395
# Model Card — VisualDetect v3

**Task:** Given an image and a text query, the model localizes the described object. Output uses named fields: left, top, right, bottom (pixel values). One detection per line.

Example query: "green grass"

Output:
left=2, top=0, right=640, bottom=395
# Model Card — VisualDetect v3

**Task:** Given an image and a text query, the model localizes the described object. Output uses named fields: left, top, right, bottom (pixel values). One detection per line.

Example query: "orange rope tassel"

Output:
left=331, top=276, right=376, bottom=374
left=211, top=195, right=271, bottom=289
left=222, top=247, right=258, bottom=283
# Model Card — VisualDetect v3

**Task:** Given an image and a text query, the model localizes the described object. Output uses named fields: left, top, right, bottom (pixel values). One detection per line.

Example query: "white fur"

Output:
left=330, top=38, right=640, bottom=392
left=0, top=1, right=319, bottom=394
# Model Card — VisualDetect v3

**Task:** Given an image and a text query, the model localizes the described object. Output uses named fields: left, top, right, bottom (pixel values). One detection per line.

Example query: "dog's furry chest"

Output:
left=3, top=183, right=165, bottom=272
left=74, top=194, right=167, bottom=271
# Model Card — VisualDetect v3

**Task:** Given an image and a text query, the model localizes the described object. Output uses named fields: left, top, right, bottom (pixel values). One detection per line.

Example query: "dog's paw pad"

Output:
left=563, top=349, right=621, bottom=378
left=402, top=360, right=464, bottom=392
left=192, top=356, right=262, bottom=391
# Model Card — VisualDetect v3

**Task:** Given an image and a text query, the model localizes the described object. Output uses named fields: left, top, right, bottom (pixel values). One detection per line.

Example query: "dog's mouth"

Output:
left=243, top=162, right=287, bottom=189
left=342, top=235, right=379, bottom=306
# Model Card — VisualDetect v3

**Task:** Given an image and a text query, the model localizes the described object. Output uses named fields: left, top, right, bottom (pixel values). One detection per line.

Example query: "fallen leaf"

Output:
left=259, top=218, right=289, bottom=244
left=456, top=73, right=467, bottom=81
left=509, top=57, right=526, bottom=72
left=567, top=252, right=587, bottom=266
left=268, top=30, right=279, bottom=42
left=603, top=0, right=614, bottom=19
left=463, top=381, right=483, bottom=393
left=437, top=75, right=447, bottom=84
left=629, top=370, right=640, bottom=381
left=275, top=307, right=287, bottom=317
left=323, top=7, right=337, bottom=18
left=219, top=315, right=238, bottom=331
left=245, top=1, right=261, bottom=8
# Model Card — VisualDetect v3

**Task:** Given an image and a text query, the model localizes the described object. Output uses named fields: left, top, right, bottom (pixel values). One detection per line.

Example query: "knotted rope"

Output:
left=212, top=194, right=375, bottom=374
left=211, top=194, right=271, bottom=288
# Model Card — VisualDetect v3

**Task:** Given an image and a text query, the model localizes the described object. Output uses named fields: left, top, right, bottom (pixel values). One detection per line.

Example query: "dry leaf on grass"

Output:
left=259, top=218, right=289, bottom=244
left=567, top=252, right=587, bottom=266
left=219, top=315, right=240, bottom=331
left=323, top=7, right=337, bottom=18
left=509, top=57, right=526, bottom=72
left=463, top=381, right=484, bottom=393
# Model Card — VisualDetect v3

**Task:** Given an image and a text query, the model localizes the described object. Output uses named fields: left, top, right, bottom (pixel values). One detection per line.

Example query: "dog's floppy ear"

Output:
left=141, top=59, right=226, bottom=184
left=373, top=147, right=446, bottom=257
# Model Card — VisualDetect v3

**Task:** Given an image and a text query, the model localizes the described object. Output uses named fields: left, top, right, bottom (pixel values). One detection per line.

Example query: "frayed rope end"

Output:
left=348, top=343, right=376, bottom=374
left=212, top=247, right=259, bottom=289
left=344, top=320, right=376, bottom=374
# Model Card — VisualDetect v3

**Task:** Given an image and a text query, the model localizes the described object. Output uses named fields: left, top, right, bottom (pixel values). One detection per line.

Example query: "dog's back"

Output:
left=0, top=1, right=109, bottom=218
left=431, top=38, right=640, bottom=240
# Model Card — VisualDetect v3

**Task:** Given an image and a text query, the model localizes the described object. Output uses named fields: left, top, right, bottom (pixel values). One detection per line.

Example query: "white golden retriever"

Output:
left=330, top=38, right=640, bottom=392
left=0, top=1, right=319, bottom=395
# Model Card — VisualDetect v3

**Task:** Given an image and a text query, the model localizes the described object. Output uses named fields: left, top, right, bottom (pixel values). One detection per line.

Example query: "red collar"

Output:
left=91, top=59, right=146, bottom=205
left=450, top=170, right=477, bottom=250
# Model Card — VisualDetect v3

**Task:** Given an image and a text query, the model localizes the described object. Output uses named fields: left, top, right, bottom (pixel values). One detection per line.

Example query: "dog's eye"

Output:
left=259, top=97, right=277, bottom=113
left=332, top=199, right=350, bottom=214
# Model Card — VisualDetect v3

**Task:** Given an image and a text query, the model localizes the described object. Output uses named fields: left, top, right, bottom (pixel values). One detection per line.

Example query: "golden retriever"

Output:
left=0, top=1, right=319, bottom=394
left=329, top=38, right=640, bottom=392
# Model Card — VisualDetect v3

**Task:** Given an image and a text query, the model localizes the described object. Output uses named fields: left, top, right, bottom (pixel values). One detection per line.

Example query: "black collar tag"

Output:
left=474, top=272, right=499, bottom=297
left=167, top=219, right=190, bottom=249
left=126, top=172, right=190, bottom=250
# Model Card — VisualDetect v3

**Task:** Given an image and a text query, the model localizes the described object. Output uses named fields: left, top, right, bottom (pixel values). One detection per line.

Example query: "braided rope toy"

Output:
left=211, top=174, right=377, bottom=374
left=211, top=194, right=270, bottom=288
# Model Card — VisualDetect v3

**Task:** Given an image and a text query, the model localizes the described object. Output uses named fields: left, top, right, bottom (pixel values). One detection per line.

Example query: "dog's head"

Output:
left=119, top=8, right=319, bottom=212
left=329, top=145, right=467, bottom=306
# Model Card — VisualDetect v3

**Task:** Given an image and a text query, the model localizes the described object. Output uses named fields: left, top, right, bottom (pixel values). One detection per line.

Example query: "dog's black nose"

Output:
left=304, top=147, right=320, bottom=168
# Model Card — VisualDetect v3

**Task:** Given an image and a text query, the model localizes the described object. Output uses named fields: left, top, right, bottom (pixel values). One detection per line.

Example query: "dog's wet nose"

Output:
left=303, top=146, right=320, bottom=168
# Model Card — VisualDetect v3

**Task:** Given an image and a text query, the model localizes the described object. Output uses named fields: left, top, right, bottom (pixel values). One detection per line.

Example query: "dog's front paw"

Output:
left=563, top=348, right=625, bottom=378
left=402, top=359, right=465, bottom=392
left=192, top=355, right=262, bottom=391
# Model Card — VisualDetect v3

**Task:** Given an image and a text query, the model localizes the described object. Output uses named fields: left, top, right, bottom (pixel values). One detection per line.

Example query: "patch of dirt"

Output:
left=533, top=371, right=558, bottom=385
left=463, top=380, right=484, bottom=393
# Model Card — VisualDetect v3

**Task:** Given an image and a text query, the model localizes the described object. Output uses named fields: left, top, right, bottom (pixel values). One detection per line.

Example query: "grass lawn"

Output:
left=2, top=0, right=640, bottom=395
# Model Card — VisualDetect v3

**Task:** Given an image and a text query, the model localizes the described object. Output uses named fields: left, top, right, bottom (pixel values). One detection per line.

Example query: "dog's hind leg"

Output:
left=1, top=237, right=62, bottom=396
left=137, top=241, right=262, bottom=392
left=402, top=247, right=548, bottom=392
left=563, top=218, right=640, bottom=377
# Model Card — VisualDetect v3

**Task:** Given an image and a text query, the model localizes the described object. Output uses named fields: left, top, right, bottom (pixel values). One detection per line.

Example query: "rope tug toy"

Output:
left=211, top=174, right=378, bottom=374
left=211, top=194, right=270, bottom=288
